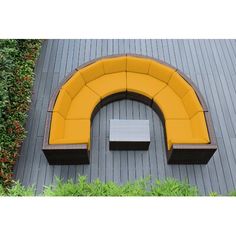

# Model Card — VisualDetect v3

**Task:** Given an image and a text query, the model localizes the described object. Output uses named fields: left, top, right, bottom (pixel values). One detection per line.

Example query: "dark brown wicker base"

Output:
left=43, top=147, right=89, bottom=165
left=109, top=141, right=150, bottom=150
left=167, top=144, right=217, bottom=164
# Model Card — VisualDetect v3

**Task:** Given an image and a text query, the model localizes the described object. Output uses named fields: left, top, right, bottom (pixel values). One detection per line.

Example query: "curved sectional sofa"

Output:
left=43, top=54, right=217, bottom=165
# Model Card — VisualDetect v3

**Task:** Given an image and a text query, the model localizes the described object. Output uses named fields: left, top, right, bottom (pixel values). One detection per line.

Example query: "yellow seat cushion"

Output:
left=102, top=57, right=126, bottom=74
left=149, top=61, right=175, bottom=84
left=53, top=89, right=71, bottom=118
left=182, top=90, right=203, bottom=118
left=62, top=71, right=85, bottom=99
left=153, top=86, right=188, bottom=119
left=64, top=119, right=90, bottom=147
left=127, top=56, right=152, bottom=74
left=50, top=119, right=90, bottom=148
left=127, top=72, right=166, bottom=99
left=191, top=112, right=210, bottom=142
left=87, top=72, right=126, bottom=99
left=168, top=72, right=192, bottom=98
left=67, top=86, right=100, bottom=119
left=49, top=112, right=65, bottom=144
left=166, top=119, right=209, bottom=150
left=80, top=61, right=104, bottom=83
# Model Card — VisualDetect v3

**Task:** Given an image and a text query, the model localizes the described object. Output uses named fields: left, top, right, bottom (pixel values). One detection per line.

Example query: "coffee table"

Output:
left=109, top=119, right=150, bottom=150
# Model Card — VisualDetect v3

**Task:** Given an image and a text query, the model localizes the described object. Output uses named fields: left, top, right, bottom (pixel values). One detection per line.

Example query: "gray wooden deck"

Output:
left=14, top=39, right=236, bottom=195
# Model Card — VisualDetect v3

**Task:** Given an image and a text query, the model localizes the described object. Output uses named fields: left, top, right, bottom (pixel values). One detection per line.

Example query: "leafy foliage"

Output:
left=228, top=191, right=236, bottom=196
left=0, top=176, right=199, bottom=196
left=0, top=180, right=35, bottom=196
left=6, top=181, right=35, bottom=196
left=2, top=175, right=236, bottom=196
left=150, top=178, right=198, bottom=196
left=43, top=176, right=198, bottom=196
left=209, top=192, right=219, bottom=196
left=0, top=40, right=42, bottom=186
left=0, top=184, right=5, bottom=196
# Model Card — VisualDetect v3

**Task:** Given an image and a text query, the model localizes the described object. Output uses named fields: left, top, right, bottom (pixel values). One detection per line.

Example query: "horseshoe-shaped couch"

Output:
left=42, top=54, right=217, bottom=165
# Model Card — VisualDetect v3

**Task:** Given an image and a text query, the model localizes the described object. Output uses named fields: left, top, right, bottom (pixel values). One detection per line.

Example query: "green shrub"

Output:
left=43, top=176, right=198, bottom=196
left=6, top=181, right=35, bottom=196
left=0, top=180, right=35, bottom=196
left=0, top=40, right=42, bottom=186
left=228, top=191, right=236, bottom=196
left=43, top=176, right=151, bottom=196
left=150, top=178, right=198, bottom=196
left=209, top=192, right=219, bottom=196
left=2, top=176, right=236, bottom=196
left=0, top=184, right=5, bottom=196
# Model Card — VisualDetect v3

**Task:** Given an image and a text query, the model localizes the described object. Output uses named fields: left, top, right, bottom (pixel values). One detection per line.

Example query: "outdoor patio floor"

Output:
left=14, top=39, right=236, bottom=195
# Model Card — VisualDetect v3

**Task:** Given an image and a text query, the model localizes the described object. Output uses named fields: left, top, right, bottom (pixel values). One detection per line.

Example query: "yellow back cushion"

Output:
left=182, top=90, right=203, bottom=118
left=149, top=61, right=175, bottom=83
left=80, top=61, right=104, bottom=83
left=53, top=89, right=71, bottom=118
left=168, top=72, right=192, bottom=98
left=102, top=56, right=126, bottom=74
left=49, top=112, right=65, bottom=143
left=62, top=71, right=85, bottom=99
left=191, top=112, right=210, bottom=142
left=127, top=56, right=152, bottom=74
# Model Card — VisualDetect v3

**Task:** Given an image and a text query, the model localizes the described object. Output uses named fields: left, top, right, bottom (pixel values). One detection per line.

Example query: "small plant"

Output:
left=0, top=180, right=35, bottom=196
left=6, top=181, right=35, bottom=196
left=150, top=178, right=198, bottom=196
left=228, top=191, right=236, bottom=196
left=209, top=192, right=219, bottom=196
left=0, top=184, right=5, bottom=196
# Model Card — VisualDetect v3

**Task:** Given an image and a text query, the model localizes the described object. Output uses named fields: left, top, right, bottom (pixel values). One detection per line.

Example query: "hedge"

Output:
left=0, top=40, right=42, bottom=186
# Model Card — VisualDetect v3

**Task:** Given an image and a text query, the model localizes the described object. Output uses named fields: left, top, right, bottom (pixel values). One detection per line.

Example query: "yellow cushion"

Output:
left=153, top=86, right=188, bottom=119
left=191, top=112, right=210, bottom=142
left=80, top=61, right=104, bottom=83
left=149, top=61, right=175, bottom=83
left=87, top=72, right=126, bottom=99
left=64, top=119, right=90, bottom=145
left=50, top=119, right=90, bottom=148
left=168, top=137, right=209, bottom=150
left=102, top=57, right=126, bottom=74
left=127, top=56, right=152, bottom=74
left=182, top=90, right=203, bottom=118
left=168, top=72, right=192, bottom=98
left=127, top=72, right=166, bottom=99
left=62, top=71, right=85, bottom=99
left=53, top=89, right=71, bottom=118
left=49, top=112, right=65, bottom=144
left=166, top=119, right=209, bottom=150
left=67, top=86, right=100, bottom=119
left=165, top=120, right=192, bottom=149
